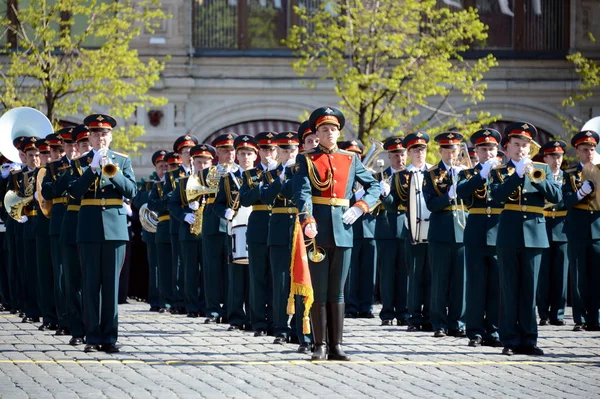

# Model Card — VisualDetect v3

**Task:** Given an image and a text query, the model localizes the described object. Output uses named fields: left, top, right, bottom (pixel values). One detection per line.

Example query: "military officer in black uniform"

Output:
left=563, top=130, right=600, bottom=331
left=537, top=140, right=569, bottom=327
left=203, top=133, right=238, bottom=324
left=240, top=132, right=277, bottom=335
left=69, top=114, right=137, bottom=353
left=490, top=122, right=562, bottom=355
left=423, top=132, right=468, bottom=338
left=294, top=106, right=380, bottom=361
left=59, top=125, right=90, bottom=345
left=456, top=129, right=503, bottom=347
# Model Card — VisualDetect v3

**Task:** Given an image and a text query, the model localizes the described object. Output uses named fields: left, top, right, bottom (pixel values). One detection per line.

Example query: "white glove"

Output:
left=34, top=192, right=39, bottom=201
left=224, top=208, right=235, bottom=221
left=184, top=213, right=196, bottom=225
left=577, top=180, right=593, bottom=200
left=354, top=188, right=365, bottom=201
left=479, top=158, right=499, bottom=179
left=280, top=167, right=286, bottom=181
left=267, top=159, right=278, bottom=171
left=90, top=150, right=103, bottom=169
left=379, top=181, right=391, bottom=197
left=259, top=181, right=264, bottom=189
left=123, top=202, right=133, bottom=217
left=304, top=223, right=318, bottom=238
left=447, top=184, right=457, bottom=199
left=1, top=164, right=11, bottom=179
left=18, top=215, right=28, bottom=224
left=188, top=201, right=199, bottom=211
left=450, top=166, right=462, bottom=176
left=342, top=205, right=364, bottom=225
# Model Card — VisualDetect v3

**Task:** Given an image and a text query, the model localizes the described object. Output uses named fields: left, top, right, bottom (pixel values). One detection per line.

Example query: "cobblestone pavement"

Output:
left=0, top=303, right=599, bottom=399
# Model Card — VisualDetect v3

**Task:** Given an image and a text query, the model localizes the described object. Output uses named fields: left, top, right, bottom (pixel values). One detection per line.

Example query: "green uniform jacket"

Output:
left=148, top=179, right=171, bottom=244
left=544, top=170, right=568, bottom=243
left=41, top=155, right=71, bottom=236
left=240, top=164, right=270, bottom=245
left=422, top=162, right=467, bottom=244
left=60, top=155, right=88, bottom=245
left=213, top=167, right=243, bottom=220
left=261, top=164, right=296, bottom=248
left=379, top=167, right=408, bottom=240
left=489, top=160, right=562, bottom=248
left=69, top=150, right=137, bottom=242
left=165, top=166, right=188, bottom=236
left=456, top=164, right=503, bottom=247
left=563, top=163, right=600, bottom=241
left=293, top=146, right=380, bottom=248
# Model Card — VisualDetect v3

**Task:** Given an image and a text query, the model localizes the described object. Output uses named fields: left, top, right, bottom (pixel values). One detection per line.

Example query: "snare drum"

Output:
left=231, top=224, right=249, bottom=264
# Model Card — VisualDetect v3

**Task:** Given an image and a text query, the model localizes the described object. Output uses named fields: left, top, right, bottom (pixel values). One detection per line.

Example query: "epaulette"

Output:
left=112, top=151, right=129, bottom=158
left=495, top=164, right=507, bottom=169
left=339, top=149, right=353, bottom=155
left=427, top=165, right=438, bottom=172
left=300, top=148, right=316, bottom=155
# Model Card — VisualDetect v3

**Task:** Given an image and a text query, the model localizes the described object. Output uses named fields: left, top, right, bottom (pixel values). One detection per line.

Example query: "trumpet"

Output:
left=99, top=149, right=118, bottom=178
left=524, top=141, right=546, bottom=183
left=307, top=236, right=325, bottom=263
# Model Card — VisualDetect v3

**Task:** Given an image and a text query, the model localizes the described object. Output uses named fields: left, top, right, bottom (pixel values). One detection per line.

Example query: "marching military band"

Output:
left=0, top=106, right=599, bottom=359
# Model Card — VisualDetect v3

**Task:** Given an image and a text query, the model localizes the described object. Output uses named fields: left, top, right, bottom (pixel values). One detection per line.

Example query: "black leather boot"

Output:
left=310, top=303, right=327, bottom=360
left=327, top=302, right=350, bottom=361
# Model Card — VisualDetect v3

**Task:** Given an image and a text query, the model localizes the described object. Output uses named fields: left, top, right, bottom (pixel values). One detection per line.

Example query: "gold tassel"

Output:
left=287, top=296, right=295, bottom=315
left=303, top=316, right=311, bottom=335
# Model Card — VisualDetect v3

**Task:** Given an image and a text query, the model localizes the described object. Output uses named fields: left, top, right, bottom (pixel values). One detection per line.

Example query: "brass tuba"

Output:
left=185, top=169, right=219, bottom=235
left=36, top=167, right=53, bottom=218
left=4, top=189, right=33, bottom=220
left=139, top=203, right=158, bottom=233
left=362, top=137, right=385, bottom=173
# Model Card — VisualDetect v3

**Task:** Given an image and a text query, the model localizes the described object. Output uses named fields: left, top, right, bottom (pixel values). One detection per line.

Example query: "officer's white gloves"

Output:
left=379, top=180, right=391, bottom=197
left=123, top=202, right=133, bottom=217
left=342, top=205, right=364, bottom=225
left=18, top=215, right=28, bottom=223
left=188, top=201, right=200, bottom=211
left=34, top=192, right=39, bottom=201
left=479, top=158, right=499, bottom=179
left=447, top=184, right=457, bottom=199
left=304, top=223, right=318, bottom=238
left=355, top=188, right=365, bottom=201
left=184, top=213, right=195, bottom=225
left=224, top=208, right=235, bottom=221
left=577, top=180, right=593, bottom=201
left=515, top=157, right=532, bottom=178
left=91, top=150, right=103, bottom=169
left=1, top=164, right=11, bottom=179
left=267, top=159, right=278, bottom=171
left=280, top=167, right=286, bottom=182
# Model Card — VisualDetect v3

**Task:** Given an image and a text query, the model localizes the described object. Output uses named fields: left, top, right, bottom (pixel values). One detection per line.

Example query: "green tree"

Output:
left=0, top=0, right=168, bottom=152
left=285, top=0, right=498, bottom=144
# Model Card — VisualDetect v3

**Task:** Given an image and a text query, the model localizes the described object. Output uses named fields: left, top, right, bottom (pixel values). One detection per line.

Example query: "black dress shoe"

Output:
left=21, top=316, right=40, bottom=323
left=381, top=319, right=394, bottom=326
left=187, top=312, right=199, bottom=318
left=254, top=329, right=267, bottom=337
left=19, top=311, right=24, bottom=318
left=297, top=343, right=312, bottom=354
left=573, top=324, right=584, bottom=332
left=273, top=335, right=288, bottom=344
left=149, top=306, right=160, bottom=312
left=520, top=345, right=544, bottom=356
left=101, top=344, right=120, bottom=353
left=38, top=323, right=51, bottom=331
left=204, top=316, right=218, bottom=324
left=502, top=347, right=514, bottom=356
left=407, top=325, right=420, bottom=332
left=311, top=344, right=327, bottom=361
left=468, top=336, right=483, bottom=347
left=397, top=319, right=409, bottom=326
left=483, top=338, right=503, bottom=348
left=55, top=328, right=68, bottom=336
left=10, top=309, right=18, bottom=315
left=84, top=344, right=101, bottom=353
left=69, top=337, right=84, bottom=346
left=549, top=319, right=566, bottom=326
left=433, top=329, right=446, bottom=338
left=448, top=329, right=466, bottom=337
left=158, top=307, right=167, bottom=313
left=585, top=324, right=600, bottom=331
left=358, top=311, right=375, bottom=319
left=227, top=325, right=243, bottom=331
left=539, top=318, right=549, bottom=326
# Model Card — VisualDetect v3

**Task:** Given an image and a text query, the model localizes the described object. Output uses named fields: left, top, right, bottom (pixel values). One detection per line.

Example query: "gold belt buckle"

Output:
left=551, top=209, right=556, bottom=218
left=486, top=206, right=492, bottom=215
left=287, top=207, right=293, bottom=214
left=329, top=198, right=335, bottom=205
left=521, top=205, right=527, bottom=212
left=268, top=205, right=273, bottom=210
left=100, top=198, right=106, bottom=206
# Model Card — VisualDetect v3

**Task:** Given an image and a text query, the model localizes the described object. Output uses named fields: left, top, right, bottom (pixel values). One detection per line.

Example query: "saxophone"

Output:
left=189, top=197, right=205, bottom=235
left=186, top=167, right=219, bottom=235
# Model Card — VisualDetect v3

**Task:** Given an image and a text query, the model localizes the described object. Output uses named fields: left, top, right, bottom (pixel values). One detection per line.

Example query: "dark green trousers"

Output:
left=346, top=238, right=377, bottom=314
left=567, top=244, right=585, bottom=325
left=5, top=228, right=20, bottom=311
left=180, top=239, right=205, bottom=313
left=36, top=237, right=57, bottom=325
left=0, top=233, right=9, bottom=308
left=248, top=243, right=273, bottom=331
left=569, top=240, right=600, bottom=328
left=309, top=247, right=351, bottom=303
left=227, top=261, right=249, bottom=326
left=15, top=232, right=26, bottom=312
left=289, top=295, right=313, bottom=344
left=465, top=245, right=499, bottom=341
left=62, top=242, right=85, bottom=338
left=270, top=245, right=292, bottom=337
left=406, top=242, right=431, bottom=327
left=156, top=242, right=173, bottom=308
left=377, top=238, right=408, bottom=321
left=23, top=237, right=40, bottom=318
left=537, top=241, right=568, bottom=322
left=50, top=236, right=67, bottom=328
left=203, top=233, right=228, bottom=318
left=79, top=241, right=125, bottom=345
left=170, top=234, right=185, bottom=309
left=497, top=246, right=542, bottom=348
left=144, top=237, right=160, bottom=308
left=428, top=241, right=465, bottom=332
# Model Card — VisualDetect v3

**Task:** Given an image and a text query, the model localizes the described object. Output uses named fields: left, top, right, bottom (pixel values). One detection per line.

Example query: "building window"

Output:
left=439, top=0, right=569, bottom=54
